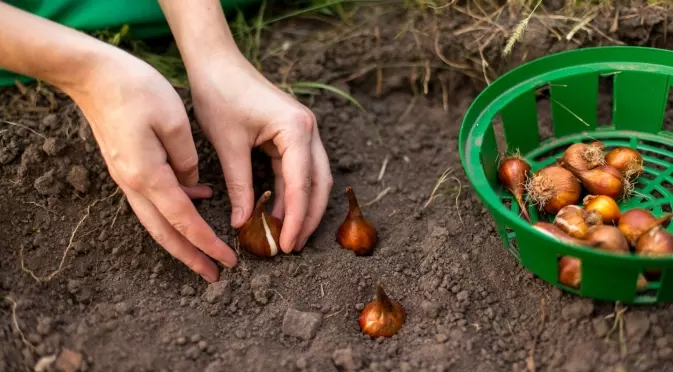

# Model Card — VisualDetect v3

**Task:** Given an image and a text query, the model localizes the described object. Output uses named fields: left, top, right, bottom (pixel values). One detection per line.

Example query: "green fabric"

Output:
left=0, top=0, right=258, bottom=86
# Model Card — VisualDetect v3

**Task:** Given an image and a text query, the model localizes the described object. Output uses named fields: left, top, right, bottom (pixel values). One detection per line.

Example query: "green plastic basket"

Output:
left=459, top=46, right=673, bottom=305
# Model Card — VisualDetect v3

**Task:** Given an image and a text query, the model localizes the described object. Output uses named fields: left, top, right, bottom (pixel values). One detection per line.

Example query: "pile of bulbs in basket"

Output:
left=236, top=187, right=405, bottom=338
left=498, top=142, right=673, bottom=290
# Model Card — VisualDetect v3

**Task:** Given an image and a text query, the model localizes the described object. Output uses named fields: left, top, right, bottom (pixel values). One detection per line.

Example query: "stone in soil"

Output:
left=66, top=165, right=90, bottom=193
left=561, top=300, right=594, bottom=320
left=54, top=348, right=83, bottom=372
left=281, top=308, right=323, bottom=340
left=625, top=312, right=650, bottom=342
left=251, top=274, right=272, bottom=304
left=332, top=348, right=362, bottom=371
left=181, top=285, right=196, bottom=297
left=202, top=280, right=231, bottom=304
left=34, top=169, right=64, bottom=196
left=43, top=137, right=67, bottom=156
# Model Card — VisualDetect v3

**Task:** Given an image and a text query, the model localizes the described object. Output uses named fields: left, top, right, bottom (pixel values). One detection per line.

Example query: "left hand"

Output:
left=187, top=53, right=333, bottom=253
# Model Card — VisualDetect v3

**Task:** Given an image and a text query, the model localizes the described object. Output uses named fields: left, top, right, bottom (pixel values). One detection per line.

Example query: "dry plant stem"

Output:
left=364, top=187, right=392, bottom=207
left=21, top=189, right=120, bottom=282
left=5, top=296, right=34, bottom=350
left=377, top=156, right=389, bottom=182
left=423, top=167, right=454, bottom=209
left=604, top=302, right=628, bottom=357
left=1, top=119, right=47, bottom=139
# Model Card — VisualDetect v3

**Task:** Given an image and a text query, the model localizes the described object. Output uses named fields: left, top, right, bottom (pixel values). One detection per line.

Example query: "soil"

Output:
left=3, top=2, right=673, bottom=372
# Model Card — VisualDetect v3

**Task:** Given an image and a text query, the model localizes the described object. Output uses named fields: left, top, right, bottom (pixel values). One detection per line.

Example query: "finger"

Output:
left=215, top=132, right=254, bottom=228
left=183, top=184, right=213, bottom=199
left=153, top=115, right=200, bottom=187
left=123, top=186, right=220, bottom=282
left=295, top=131, right=332, bottom=251
left=144, top=164, right=238, bottom=268
left=278, top=130, right=313, bottom=253
left=270, top=157, right=285, bottom=219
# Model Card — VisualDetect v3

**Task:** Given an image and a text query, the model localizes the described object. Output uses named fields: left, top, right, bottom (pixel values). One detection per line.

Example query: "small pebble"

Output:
left=181, top=285, right=196, bottom=297
left=198, top=341, right=208, bottom=351
left=190, top=334, right=201, bottom=343
left=176, top=337, right=187, bottom=346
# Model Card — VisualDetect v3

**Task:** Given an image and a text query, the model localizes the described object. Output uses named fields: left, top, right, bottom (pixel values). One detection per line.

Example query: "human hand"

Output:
left=68, top=51, right=237, bottom=283
left=187, top=53, right=333, bottom=253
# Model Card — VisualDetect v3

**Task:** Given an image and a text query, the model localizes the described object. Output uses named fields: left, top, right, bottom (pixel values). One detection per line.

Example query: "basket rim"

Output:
left=458, top=45, right=673, bottom=264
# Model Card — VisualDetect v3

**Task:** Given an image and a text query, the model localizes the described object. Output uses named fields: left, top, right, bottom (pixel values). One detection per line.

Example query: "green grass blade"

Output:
left=290, top=81, right=365, bottom=112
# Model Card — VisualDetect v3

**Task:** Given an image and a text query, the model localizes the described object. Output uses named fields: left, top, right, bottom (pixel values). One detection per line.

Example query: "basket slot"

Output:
left=480, top=124, right=500, bottom=188
left=580, top=260, right=641, bottom=302
left=657, top=270, right=673, bottom=302
left=550, top=73, right=598, bottom=137
left=500, top=89, right=539, bottom=155
left=613, top=71, right=669, bottom=133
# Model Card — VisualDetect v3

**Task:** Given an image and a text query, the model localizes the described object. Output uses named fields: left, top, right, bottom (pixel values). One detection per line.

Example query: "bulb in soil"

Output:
left=553, top=205, right=602, bottom=239
left=526, top=165, right=581, bottom=215
left=582, top=195, right=620, bottom=224
left=498, top=155, right=531, bottom=222
left=337, top=186, right=377, bottom=256
left=359, top=284, right=405, bottom=338
left=238, top=191, right=283, bottom=257
left=561, top=141, right=605, bottom=171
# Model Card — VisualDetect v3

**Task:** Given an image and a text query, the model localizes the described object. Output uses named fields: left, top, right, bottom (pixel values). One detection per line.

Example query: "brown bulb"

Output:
left=498, top=156, right=531, bottom=222
left=583, top=195, right=620, bottom=224
left=605, top=147, right=643, bottom=180
left=558, top=159, right=625, bottom=200
left=337, top=186, right=377, bottom=256
left=584, top=225, right=630, bottom=254
left=553, top=205, right=602, bottom=239
left=618, top=209, right=673, bottom=246
left=526, top=165, right=581, bottom=215
left=359, top=284, right=405, bottom=338
left=558, top=256, right=581, bottom=289
left=561, top=141, right=605, bottom=171
left=635, top=226, right=673, bottom=277
left=533, top=222, right=602, bottom=247
left=238, top=191, right=282, bottom=257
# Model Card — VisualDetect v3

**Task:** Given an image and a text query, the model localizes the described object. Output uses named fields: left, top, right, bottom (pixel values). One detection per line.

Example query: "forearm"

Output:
left=157, top=0, right=243, bottom=69
left=0, top=3, right=120, bottom=94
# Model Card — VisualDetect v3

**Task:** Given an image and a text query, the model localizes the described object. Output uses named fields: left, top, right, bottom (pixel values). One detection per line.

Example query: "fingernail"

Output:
left=296, top=238, right=308, bottom=251
left=201, top=272, right=217, bottom=283
left=286, top=239, right=297, bottom=253
left=232, top=207, right=244, bottom=227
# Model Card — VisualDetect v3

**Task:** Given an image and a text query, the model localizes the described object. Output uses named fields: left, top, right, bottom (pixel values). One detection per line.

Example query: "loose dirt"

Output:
left=3, top=2, right=673, bottom=372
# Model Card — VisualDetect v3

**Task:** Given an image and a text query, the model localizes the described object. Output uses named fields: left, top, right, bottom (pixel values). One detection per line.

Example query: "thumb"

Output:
left=215, top=136, right=254, bottom=228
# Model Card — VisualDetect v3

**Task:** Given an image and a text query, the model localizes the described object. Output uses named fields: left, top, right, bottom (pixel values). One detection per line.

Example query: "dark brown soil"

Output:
left=3, top=2, right=673, bottom=372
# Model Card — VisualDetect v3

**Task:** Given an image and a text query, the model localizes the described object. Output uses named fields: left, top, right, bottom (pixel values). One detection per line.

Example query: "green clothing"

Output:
left=0, top=0, right=256, bottom=86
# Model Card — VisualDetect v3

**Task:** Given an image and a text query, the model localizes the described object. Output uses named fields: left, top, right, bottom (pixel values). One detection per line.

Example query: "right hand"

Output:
left=67, top=51, right=237, bottom=283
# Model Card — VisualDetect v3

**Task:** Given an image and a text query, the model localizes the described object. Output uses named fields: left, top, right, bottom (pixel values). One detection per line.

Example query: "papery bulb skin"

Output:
left=526, top=166, right=581, bottom=215
left=635, top=226, right=673, bottom=277
left=562, top=141, right=605, bottom=171
left=558, top=256, right=581, bottom=289
left=498, top=156, right=531, bottom=222
left=553, top=205, right=601, bottom=239
left=559, top=160, right=624, bottom=200
left=618, top=209, right=673, bottom=246
left=533, top=222, right=600, bottom=247
left=337, top=187, right=377, bottom=256
left=605, top=147, right=643, bottom=180
left=238, top=191, right=282, bottom=257
left=583, top=195, right=620, bottom=224
left=359, top=284, right=405, bottom=338
left=584, top=225, right=630, bottom=254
